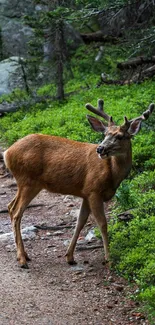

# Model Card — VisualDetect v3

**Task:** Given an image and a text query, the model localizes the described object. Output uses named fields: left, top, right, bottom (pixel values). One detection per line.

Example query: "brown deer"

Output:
left=3, top=99, right=154, bottom=269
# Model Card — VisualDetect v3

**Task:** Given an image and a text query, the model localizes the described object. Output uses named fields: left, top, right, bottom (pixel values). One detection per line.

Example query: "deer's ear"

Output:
left=86, top=115, right=107, bottom=133
left=128, top=120, right=142, bottom=136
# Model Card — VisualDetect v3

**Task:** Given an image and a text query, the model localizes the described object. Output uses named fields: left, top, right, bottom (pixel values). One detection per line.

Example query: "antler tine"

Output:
left=121, top=116, right=131, bottom=131
left=130, top=103, right=155, bottom=123
left=85, top=99, right=115, bottom=125
left=121, top=103, right=154, bottom=132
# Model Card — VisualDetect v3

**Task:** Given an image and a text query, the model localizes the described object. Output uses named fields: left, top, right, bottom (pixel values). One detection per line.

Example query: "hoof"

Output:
left=102, top=259, right=111, bottom=268
left=65, top=253, right=77, bottom=265
left=67, top=260, right=77, bottom=266
left=21, top=263, right=29, bottom=269
left=102, top=259, right=109, bottom=265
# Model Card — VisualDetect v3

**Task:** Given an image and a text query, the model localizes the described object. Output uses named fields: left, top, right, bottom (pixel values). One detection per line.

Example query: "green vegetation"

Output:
left=0, top=43, right=155, bottom=323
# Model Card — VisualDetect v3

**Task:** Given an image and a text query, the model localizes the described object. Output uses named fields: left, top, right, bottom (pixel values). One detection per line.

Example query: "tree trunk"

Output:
left=55, top=19, right=65, bottom=100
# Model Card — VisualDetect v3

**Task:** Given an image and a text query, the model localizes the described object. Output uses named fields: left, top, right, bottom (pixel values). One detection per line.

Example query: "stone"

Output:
left=0, top=56, right=26, bottom=93
left=1, top=19, right=34, bottom=57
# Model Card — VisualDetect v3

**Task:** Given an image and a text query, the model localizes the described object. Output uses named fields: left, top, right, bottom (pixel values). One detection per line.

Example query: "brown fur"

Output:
left=4, top=129, right=133, bottom=268
left=2, top=98, right=154, bottom=269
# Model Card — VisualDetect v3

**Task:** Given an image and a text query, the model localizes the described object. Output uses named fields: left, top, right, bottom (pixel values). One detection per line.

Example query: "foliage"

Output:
left=108, top=170, right=155, bottom=323
left=0, top=79, right=155, bottom=145
left=108, top=214, right=155, bottom=322
left=0, top=24, right=155, bottom=321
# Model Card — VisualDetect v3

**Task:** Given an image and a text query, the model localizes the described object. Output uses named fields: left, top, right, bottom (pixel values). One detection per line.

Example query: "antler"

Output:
left=122, top=103, right=155, bottom=131
left=130, top=103, right=154, bottom=122
left=85, top=99, right=115, bottom=126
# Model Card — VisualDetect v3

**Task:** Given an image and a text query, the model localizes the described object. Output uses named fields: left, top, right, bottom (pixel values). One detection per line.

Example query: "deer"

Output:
left=3, top=99, right=154, bottom=269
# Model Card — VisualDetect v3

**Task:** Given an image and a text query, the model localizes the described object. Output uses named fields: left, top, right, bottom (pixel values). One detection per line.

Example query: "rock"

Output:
left=53, top=230, right=64, bottom=236
left=0, top=225, right=37, bottom=242
left=69, top=209, right=79, bottom=219
left=0, top=2, right=82, bottom=60
left=70, top=265, right=84, bottom=273
left=0, top=231, right=14, bottom=241
left=0, top=88, right=9, bottom=96
left=63, top=195, right=75, bottom=202
left=0, top=56, right=27, bottom=93
left=0, top=1, right=83, bottom=91
left=22, top=225, right=37, bottom=234
left=0, top=0, right=35, bottom=18
left=85, top=228, right=96, bottom=242
left=1, top=19, right=34, bottom=57
left=63, top=239, right=70, bottom=247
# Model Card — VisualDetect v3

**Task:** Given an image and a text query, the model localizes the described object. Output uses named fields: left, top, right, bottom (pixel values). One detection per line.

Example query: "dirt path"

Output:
left=0, top=167, right=149, bottom=325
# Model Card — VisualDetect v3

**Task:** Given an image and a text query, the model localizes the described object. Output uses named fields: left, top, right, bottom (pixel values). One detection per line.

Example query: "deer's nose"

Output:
left=97, top=146, right=104, bottom=154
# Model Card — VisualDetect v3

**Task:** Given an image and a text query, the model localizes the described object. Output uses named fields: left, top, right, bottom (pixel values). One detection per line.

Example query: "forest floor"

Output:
left=0, top=161, right=150, bottom=325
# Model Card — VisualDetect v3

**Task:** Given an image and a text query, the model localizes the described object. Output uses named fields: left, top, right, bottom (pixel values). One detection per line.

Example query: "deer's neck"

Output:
left=111, top=144, right=132, bottom=190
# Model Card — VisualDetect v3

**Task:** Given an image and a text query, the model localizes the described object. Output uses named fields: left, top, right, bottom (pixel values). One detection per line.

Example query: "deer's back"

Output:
left=4, top=134, right=111, bottom=196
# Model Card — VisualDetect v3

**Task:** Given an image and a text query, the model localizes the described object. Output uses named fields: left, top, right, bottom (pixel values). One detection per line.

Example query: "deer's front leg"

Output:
left=88, top=193, right=109, bottom=263
left=66, top=198, right=90, bottom=264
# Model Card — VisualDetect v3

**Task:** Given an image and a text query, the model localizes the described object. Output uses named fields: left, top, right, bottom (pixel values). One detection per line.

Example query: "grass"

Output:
left=0, top=43, right=155, bottom=322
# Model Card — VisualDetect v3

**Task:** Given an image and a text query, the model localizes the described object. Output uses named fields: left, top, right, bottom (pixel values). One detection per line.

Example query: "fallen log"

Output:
left=35, top=224, right=73, bottom=230
left=139, top=64, right=155, bottom=78
left=96, top=76, right=129, bottom=87
left=117, top=56, right=155, bottom=70
left=76, top=244, right=103, bottom=251
left=97, top=64, right=155, bottom=87
left=80, top=31, right=119, bottom=44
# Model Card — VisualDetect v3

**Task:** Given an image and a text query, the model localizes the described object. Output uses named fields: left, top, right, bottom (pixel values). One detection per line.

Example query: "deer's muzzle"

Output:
left=96, top=145, right=108, bottom=158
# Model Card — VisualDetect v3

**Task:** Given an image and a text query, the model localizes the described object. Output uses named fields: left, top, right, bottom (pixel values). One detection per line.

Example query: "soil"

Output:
left=0, top=163, right=150, bottom=325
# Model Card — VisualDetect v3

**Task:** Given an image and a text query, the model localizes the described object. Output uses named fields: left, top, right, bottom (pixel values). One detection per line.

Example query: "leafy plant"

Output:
left=0, top=40, right=155, bottom=322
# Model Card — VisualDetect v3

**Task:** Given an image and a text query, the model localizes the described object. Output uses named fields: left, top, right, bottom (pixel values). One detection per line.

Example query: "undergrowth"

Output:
left=0, top=44, right=155, bottom=323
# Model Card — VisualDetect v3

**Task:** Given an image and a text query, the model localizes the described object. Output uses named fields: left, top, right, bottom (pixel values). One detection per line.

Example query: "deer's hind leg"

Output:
left=8, top=191, right=19, bottom=221
left=9, top=185, right=41, bottom=268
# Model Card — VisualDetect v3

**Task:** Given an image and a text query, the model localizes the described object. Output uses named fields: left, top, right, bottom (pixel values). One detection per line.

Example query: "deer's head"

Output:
left=86, top=99, right=154, bottom=159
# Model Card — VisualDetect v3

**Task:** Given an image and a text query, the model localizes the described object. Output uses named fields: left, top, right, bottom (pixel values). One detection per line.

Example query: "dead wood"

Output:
left=138, top=64, right=155, bottom=78
left=35, top=224, right=73, bottom=230
left=97, top=64, right=155, bottom=87
left=0, top=208, right=8, bottom=214
left=76, top=244, right=103, bottom=251
left=117, top=56, right=155, bottom=70
left=117, top=210, right=134, bottom=221
left=80, top=31, right=119, bottom=44
left=96, top=77, right=129, bottom=87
